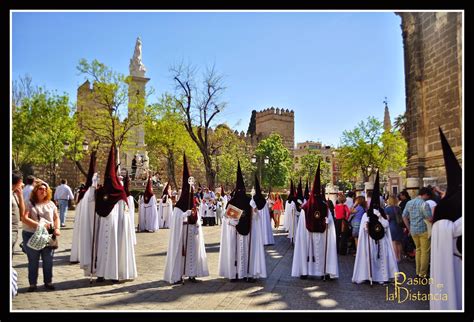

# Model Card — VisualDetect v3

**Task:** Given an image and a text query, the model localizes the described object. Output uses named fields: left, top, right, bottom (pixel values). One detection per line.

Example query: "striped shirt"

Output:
left=402, top=196, right=432, bottom=235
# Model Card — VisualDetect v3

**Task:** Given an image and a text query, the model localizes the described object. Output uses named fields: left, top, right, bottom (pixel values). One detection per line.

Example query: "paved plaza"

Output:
left=12, top=210, right=430, bottom=311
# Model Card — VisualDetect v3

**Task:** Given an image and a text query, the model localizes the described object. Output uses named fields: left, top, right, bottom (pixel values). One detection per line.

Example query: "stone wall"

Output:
left=255, top=107, right=295, bottom=152
left=397, top=12, right=462, bottom=188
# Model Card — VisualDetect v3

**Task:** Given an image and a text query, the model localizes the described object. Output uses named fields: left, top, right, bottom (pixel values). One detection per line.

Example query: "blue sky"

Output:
left=12, top=11, right=406, bottom=147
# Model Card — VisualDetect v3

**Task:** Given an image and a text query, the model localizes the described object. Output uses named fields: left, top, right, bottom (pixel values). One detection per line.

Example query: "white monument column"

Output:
left=125, top=36, right=150, bottom=174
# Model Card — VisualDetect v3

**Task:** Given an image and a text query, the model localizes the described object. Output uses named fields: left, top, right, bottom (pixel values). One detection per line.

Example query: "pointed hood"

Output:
left=175, top=153, right=194, bottom=212
left=296, top=177, right=304, bottom=211
left=123, top=170, right=131, bottom=197
left=227, top=160, right=252, bottom=235
left=95, top=144, right=128, bottom=217
left=302, top=160, right=328, bottom=233
left=161, top=182, right=170, bottom=198
left=287, top=180, right=295, bottom=204
left=253, top=174, right=266, bottom=210
left=433, top=128, right=462, bottom=224
left=304, top=179, right=310, bottom=200
left=367, top=171, right=386, bottom=241
left=143, top=176, right=154, bottom=204
left=77, top=150, right=97, bottom=203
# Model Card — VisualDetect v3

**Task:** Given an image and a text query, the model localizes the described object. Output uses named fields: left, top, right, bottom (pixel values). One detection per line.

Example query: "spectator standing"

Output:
left=12, top=170, right=25, bottom=254
left=334, top=195, right=351, bottom=255
left=385, top=195, right=404, bottom=262
left=402, top=187, right=433, bottom=278
left=54, top=179, right=74, bottom=227
left=22, top=181, right=60, bottom=291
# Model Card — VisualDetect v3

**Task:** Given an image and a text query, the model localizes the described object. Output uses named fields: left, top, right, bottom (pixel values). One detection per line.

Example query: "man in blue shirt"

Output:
left=402, top=187, right=433, bottom=278
left=54, top=179, right=75, bottom=227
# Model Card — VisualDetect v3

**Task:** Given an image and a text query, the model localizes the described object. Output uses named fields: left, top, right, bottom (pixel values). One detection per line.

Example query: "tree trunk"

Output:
left=203, top=153, right=216, bottom=190
left=166, top=149, right=178, bottom=190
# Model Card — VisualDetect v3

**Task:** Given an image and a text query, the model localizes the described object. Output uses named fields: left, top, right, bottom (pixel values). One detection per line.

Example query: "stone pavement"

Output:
left=12, top=210, right=430, bottom=311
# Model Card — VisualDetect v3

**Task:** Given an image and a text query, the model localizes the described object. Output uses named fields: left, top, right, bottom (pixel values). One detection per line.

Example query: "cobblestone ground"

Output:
left=12, top=210, right=430, bottom=311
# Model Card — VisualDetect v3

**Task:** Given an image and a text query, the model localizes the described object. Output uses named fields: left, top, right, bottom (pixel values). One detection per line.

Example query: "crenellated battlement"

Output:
left=255, top=107, right=295, bottom=118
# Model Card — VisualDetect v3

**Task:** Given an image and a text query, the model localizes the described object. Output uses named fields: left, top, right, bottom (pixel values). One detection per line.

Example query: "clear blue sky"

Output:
left=12, top=11, right=406, bottom=147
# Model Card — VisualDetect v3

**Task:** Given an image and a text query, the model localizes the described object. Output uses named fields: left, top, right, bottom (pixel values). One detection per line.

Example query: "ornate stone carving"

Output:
left=129, top=37, right=147, bottom=77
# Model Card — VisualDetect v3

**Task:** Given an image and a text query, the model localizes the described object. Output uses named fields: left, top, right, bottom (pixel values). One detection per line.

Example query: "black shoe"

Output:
left=300, top=275, right=308, bottom=280
left=111, top=279, right=120, bottom=284
left=245, top=277, right=256, bottom=283
left=96, top=277, right=105, bottom=282
left=44, top=283, right=55, bottom=290
left=230, top=278, right=239, bottom=283
left=27, top=285, right=37, bottom=292
left=173, top=279, right=184, bottom=285
left=188, top=277, right=199, bottom=283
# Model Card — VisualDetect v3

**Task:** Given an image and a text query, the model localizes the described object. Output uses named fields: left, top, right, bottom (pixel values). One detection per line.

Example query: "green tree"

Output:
left=144, top=94, right=200, bottom=189
left=209, top=124, right=253, bottom=190
left=76, top=59, right=147, bottom=150
left=254, top=133, right=293, bottom=190
left=338, top=116, right=407, bottom=182
left=17, top=91, right=78, bottom=185
left=295, top=149, right=331, bottom=185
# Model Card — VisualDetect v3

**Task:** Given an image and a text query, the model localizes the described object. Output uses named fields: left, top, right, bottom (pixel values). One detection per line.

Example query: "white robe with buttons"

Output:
left=291, top=208, right=339, bottom=278
left=163, top=207, right=209, bottom=284
left=218, top=199, right=267, bottom=279
left=95, top=199, right=137, bottom=280
left=351, top=212, right=398, bottom=283
left=77, top=186, right=100, bottom=276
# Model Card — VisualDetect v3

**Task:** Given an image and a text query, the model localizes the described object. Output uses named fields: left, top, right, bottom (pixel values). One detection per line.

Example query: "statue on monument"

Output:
left=129, top=36, right=146, bottom=77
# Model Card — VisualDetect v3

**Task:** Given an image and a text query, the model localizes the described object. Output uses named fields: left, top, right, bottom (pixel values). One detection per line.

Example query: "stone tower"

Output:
left=383, top=99, right=391, bottom=131
left=397, top=12, right=462, bottom=193
left=123, top=36, right=150, bottom=173
left=254, top=107, right=295, bottom=152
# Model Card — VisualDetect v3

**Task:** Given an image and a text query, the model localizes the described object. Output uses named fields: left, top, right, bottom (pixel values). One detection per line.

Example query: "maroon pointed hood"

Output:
left=161, top=182, right=170, bottom=198
left=143, top=176, right=154, bottom=204
left=95, top=144, right=128, bottom=217
left=175, top=153, right=194, bottom=212
left=302, top=160, right=328, bottom=233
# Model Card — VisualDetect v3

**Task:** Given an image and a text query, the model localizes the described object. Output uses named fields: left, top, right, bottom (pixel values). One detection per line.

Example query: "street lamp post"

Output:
left=251, top=154, right=269, bottom=186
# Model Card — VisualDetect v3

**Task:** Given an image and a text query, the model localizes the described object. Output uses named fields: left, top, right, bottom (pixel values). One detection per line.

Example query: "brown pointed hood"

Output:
left=227, top=160, right=251, bottom=235
left=253, top=174, right=266, bottom=210
left=77, top=150, right=97, bottom=203
left=433, top=127, right=462, bottom=224
left=95, top=144, right=128, bottom=217
left=175, top=153, right=194, bottom=212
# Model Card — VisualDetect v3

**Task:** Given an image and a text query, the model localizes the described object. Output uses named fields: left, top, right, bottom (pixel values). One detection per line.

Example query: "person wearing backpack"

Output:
left=385, top=195, right=404, bottom=262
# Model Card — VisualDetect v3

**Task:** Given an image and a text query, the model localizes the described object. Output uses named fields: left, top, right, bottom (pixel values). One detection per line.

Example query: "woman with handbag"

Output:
left=22, top=180, right=61, bottom=292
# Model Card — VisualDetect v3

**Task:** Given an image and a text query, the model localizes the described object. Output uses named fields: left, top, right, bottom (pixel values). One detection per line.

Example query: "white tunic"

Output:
left=77, top=186, right=100, bottom=276
left=163, top=207, right=209, bottom=284
left=138, top=195, right=160, bottom=232
left=430, top=218, right=462, bottom=310
left=285, top=201, right=299, bottom=241
left=258, top=202, right=275, bottom=245
left=158, top=198, right=173, bottom=228
left=291, top=208, right=339, bottom=278
left=352, top=212, right=399, bottom=284
left=218, top=200, right=267, bottom=279
left=95, top=200, right=137, bottom=280
left=126, top=195, right=137, bottom=245
left=70, top=195, right=84, bottom=263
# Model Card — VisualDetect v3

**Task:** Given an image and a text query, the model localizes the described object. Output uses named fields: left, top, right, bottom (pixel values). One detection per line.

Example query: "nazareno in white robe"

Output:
left=126, top=195, right=137, bottom=245
left=258, top=201, right=274, bottom=245
left=138, top=195, right=160, bottom=232
left=352, top=211, right=398, bottom=284
left=77, top=185, right=100, bottom=276
left=218, top=199, right=267, bottom=280
left=163, top=207, right=209, bottom=284
left=70, top=193, right=84, bottom=263
left=158, top=197, right=173, bottom=229
left=430, top=217, right=462, bottom=310
left=95, top=199, right=137, bottom=280
left=285, top=201, right=299, bottom=241
left=291, top=208, right=339, bottom=278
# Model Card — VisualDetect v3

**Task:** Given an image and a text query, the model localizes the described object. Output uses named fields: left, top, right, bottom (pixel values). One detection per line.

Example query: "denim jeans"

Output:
left=22, top=230, right=54, bottom=286
left=58, top=199, right=69, bottom=225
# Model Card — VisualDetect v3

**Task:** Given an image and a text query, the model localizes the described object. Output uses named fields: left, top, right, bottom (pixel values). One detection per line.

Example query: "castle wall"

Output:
left=398, top=12, right=462, bottom=188
left=255, top=107, right=295, bottom=151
